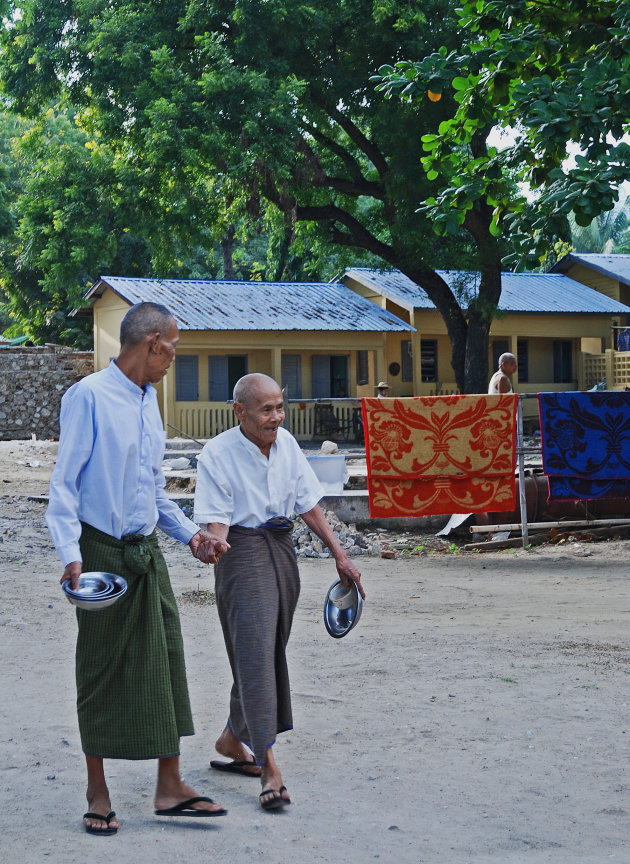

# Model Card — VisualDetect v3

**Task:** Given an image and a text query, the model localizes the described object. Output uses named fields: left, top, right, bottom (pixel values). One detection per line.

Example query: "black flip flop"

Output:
left=259, top=786, right=291, bottom=811
left=155, top=796, right=227, bottom=817
left=83, top=810, right=118, bottom=835
left=210, top=757, right=261, bottom=777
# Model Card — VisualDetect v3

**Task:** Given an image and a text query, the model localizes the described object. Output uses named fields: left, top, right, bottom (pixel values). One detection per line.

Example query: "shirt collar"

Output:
left=108, top=359, right=155, bottom=398
left=237, top=425, right=278, bottom=461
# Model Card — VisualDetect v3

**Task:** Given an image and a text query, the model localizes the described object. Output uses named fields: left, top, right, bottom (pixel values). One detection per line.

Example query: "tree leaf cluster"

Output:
left=375, top=0, right=630, bottom=270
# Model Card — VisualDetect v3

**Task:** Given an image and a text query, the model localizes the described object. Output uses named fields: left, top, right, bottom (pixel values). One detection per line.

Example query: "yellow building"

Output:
left=82, top=275, right=414, bottom=440
left=342, top=267, right=630, bottom=419
left=82, top=264, right=630, bottom=438
left=550, top=254, right=630, bottom=391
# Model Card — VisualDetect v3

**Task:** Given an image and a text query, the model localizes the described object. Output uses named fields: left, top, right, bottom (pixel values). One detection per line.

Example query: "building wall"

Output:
left=91, top=290, right=400, bottom=435
left=561, top=263, right=620, bottom=302
left=0, top=347, right=93, bottom=441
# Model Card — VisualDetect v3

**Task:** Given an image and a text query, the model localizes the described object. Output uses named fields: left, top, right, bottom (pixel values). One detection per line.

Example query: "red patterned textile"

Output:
left=361, top=394, right=517, bottom=517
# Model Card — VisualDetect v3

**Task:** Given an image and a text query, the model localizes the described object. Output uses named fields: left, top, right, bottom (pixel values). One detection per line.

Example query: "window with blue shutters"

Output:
left=209, top=355, right=248, bottom=400
left=175, top=355, right=198, bottom=401
left=312, top=355, right=348, bottom=397
left=281, top=354, right=302, bottom=398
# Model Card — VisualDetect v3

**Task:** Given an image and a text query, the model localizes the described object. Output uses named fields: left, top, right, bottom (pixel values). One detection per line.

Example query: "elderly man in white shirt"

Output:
left=46, top=302, right=228, bottom=835
left=194, top=373, right=365, bottom=811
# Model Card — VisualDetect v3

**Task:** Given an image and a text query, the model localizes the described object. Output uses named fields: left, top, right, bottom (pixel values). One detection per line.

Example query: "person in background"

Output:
left=488, top=353, right=517, bottom=394
left=46, top=302, right=229, bottom=835
left=376, top=381, right=390, bottom=397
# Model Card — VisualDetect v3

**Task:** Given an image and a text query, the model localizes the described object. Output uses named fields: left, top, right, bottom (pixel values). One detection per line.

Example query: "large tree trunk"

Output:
left=220, top=224, right=236, bottom=279
left=463, top=311, right=492, bottom=394
left=463, top=257, right=502, bottom=393
left=401, top=266, right=469, bottom=392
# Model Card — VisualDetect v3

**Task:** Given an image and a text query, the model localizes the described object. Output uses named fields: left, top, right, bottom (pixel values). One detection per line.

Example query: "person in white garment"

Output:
left=193, top=373, right=365, bottom=811
left=488, top=353, right=517, bottom=394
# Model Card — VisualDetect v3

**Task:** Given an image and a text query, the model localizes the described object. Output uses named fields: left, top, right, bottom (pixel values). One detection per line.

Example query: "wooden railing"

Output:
left=581, top=350, right=630, bottom=390
left=173, top=399, right=365, bottom=442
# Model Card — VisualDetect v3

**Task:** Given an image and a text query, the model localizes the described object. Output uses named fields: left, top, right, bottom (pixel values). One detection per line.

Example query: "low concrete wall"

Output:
left=0, top=346, right=93, bottom=441
left=320, top=490, right=448, bottom=532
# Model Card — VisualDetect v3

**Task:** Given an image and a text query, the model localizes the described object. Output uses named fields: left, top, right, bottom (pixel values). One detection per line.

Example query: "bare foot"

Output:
left=260, top=765, right=291, bottom=809
left=213, top=726, right=261, bottom=776
left=154, top=780, right=226, bottom=814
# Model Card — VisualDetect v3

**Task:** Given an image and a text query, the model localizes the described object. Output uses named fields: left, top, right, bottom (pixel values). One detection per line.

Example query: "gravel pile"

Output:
left=293, top=509, right=382, bottom=558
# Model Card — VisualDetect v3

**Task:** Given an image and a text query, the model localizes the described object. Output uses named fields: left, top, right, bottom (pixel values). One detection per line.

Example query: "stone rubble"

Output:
left=293, top=509, right=383, bottom=558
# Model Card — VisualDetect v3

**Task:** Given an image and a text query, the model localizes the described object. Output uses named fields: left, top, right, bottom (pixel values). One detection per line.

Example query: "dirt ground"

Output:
left=1, top=439, right=629, bottom=863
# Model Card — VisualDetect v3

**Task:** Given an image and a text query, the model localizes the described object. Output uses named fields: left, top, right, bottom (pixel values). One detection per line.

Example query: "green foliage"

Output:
left=568, top=196, right=630, bottom=254
left=375, top=0, right=630, bottom=270
left=0, top=1, right=494, bottom=388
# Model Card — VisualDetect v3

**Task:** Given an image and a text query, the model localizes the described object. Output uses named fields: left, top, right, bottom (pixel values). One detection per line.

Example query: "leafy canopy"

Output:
left=375, top=0, right=630, bottom=269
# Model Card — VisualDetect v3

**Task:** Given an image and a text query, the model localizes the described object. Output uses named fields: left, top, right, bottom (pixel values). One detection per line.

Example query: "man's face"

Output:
left=146, top=322, right=179, bottom=384
left=234, top=380, right=285, bottom=453
left=502, top=357, right=518, bottom=377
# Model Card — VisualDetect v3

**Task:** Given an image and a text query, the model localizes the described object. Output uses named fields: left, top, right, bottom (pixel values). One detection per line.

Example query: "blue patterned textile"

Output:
left=538, top=391, right=630, bottom=500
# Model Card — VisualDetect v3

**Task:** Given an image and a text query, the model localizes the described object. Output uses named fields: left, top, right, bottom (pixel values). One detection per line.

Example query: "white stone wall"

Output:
left=0, top=347, right=93, bottom=440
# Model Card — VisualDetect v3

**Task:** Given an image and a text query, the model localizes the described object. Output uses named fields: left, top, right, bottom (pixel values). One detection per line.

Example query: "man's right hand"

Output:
left=189, top=530, right=230, bottom=564
left=61, top=560, right=83, bottom=592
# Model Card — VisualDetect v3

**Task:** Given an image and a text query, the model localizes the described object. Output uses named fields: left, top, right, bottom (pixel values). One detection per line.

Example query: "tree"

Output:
left=0, top=107, right=156, bottom=345
left=567, top=197, right=630, bottom=254
left=376, top=0, right=630, bottom=271
left=2, top=1, right=505, bottom=388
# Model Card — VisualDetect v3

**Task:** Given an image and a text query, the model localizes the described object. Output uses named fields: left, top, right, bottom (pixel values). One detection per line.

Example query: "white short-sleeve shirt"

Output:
left=194, top=426, right=324, bottom=528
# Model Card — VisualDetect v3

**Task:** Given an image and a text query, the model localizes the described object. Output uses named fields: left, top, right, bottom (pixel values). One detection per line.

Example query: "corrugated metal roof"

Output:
left=343, top=267, right=630, bottom=314
left=550, top=253, right=630, bottom=285
left=88, top=276, right=414, bottom=332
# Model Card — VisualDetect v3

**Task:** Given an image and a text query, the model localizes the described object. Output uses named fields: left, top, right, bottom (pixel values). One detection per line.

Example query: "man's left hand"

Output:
left=335, top=552, right=365, bottom=600
left=189, top=530, right=230, bottom=564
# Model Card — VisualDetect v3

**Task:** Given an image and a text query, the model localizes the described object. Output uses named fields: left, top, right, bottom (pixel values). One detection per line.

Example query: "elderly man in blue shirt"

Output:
left=46, top=302, right=229, bottom=835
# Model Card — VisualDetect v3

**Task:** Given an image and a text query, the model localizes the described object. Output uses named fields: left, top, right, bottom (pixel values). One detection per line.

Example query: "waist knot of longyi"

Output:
left=122, top=532, right=152, bottom=574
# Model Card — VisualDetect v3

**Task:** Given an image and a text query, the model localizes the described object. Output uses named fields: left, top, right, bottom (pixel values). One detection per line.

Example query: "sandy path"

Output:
left=1, top=441, right=629, bottom=863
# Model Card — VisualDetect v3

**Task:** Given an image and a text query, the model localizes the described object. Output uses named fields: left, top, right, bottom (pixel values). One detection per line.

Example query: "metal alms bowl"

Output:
left=62, top=572, right=128, bottom=611
left=323, top=578, right=363, bottom=639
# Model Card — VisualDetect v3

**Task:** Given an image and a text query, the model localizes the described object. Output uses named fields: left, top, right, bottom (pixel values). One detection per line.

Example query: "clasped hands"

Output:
left=189, top=530, right=230, bottom=565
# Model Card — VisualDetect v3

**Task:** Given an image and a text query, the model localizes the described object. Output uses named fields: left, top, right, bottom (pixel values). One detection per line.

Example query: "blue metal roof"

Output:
left=550, top=253, right=630, bottom=285
left=343, top=267, right=630, bottom=314
left=87, top=276, right=414, bottom=332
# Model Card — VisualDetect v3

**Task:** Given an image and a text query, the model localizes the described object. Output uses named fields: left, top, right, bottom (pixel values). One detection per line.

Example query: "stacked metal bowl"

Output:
left=62, top=571, right=128, bottom=611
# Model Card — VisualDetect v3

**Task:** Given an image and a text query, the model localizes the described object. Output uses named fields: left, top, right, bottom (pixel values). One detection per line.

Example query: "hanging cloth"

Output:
left=361, top=394, right=517, bottom=518
left=538, top=390, right=630, bottom=500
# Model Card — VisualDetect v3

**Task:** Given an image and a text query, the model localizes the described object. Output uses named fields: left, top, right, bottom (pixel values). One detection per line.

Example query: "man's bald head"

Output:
left=233, top=373, right=282, bottom=405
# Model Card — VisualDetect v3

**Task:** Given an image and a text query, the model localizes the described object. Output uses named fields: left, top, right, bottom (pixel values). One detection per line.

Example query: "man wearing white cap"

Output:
left=376, top=381, right=389, bottom=397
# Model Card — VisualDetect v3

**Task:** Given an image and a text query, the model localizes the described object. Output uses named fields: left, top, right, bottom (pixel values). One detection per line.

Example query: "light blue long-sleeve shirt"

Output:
left=46, top=360, right=199, bottom=566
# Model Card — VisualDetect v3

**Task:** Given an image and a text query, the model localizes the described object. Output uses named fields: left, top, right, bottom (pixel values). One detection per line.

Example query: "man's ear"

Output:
left=147, top=331, right=161, bottom=353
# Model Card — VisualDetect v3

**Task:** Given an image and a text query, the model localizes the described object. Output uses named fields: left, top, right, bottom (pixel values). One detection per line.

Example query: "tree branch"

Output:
left=296, top=135, right=385, bottom=199
left=326, top=104, right=389, bottom=178
left=301, top=122, right=380, bottom=188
